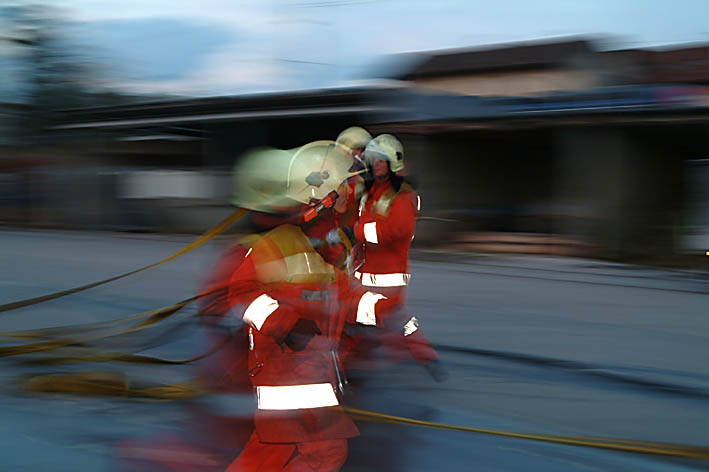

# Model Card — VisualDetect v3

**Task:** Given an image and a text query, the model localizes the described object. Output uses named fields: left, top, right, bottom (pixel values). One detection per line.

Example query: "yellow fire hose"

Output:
left=19, top=331, right=233, bottom=366
left=22, top=371, right=204, bottom=400
left=0, top=208, right=248, bottom=313
left=0, top=209, right=246, bottom=356
left=342, top=407, right=709, bottom=459
left=0, top=281, right=230, bottom=346
left=3, top=208, right=709, bottom=461
left=0, top=294, right=201, bottom=358
left=16, top=371, right=709, bottom=460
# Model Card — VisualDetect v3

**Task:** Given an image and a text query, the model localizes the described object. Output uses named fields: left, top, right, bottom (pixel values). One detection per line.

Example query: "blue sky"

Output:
left=2, top=0, right=709, bottom=97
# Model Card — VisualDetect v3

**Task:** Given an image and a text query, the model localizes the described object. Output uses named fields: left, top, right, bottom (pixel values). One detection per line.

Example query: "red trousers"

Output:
left=358, top=285, right=438, bottom=366
left=225, top=432, right=348, bottom=472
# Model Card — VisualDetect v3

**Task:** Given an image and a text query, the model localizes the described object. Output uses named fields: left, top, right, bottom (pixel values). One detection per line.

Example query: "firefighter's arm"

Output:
left=227, top=258, right=300, bottom=340
left=240, top=290, right=320, bottom=352
left=354, top=194, right=416, bottom=246
left=242, top=295, right=300, bottom=341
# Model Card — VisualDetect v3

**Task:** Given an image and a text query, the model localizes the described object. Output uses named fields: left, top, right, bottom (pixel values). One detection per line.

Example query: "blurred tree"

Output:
left=1, top=4, right=126, bottom=143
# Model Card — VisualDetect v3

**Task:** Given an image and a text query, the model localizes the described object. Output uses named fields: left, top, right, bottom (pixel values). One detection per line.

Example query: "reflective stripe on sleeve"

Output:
left=358, top=194, right=367, bottom=217
left=355, top=272, right=411, bottom=287
left=242, top=294, right=279, bottom=331
left=363, top=222, right=378, bottom=244
left=356, top=291, right=387, bottom=326
left=403, top=316, right=419, bottom=336
left=257, top=383, right=339, bottom=410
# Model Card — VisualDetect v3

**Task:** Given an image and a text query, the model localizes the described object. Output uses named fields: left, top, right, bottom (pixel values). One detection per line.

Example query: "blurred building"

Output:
left=1, top=37, right=708, bottom=262
left=392, top=39, right=601, bottom=97
left=387, top=39, right=709, bottom=95
left=604, top=43, right=709, bottom=86
left=373, top=38, right=709, bottom=260
left=0, top=89, right=390, bottom=231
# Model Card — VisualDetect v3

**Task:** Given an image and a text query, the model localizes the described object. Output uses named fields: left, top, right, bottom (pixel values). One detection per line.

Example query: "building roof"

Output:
left=605, top=44, right=709, bottom=84
left=397, top=38, right=595, bottom=80
left=55, top=87, right=397, bottom=131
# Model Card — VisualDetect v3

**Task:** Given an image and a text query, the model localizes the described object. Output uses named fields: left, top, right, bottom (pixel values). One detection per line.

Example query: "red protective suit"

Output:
left=337, top=175, right=365, bottom=233
left=197, top=241, right=257, bottom=394
left=354, top=179, right=416, bottom=277
left=349, top=178, right=437, bottom=366
left=225, top=224, right=358, bottom=472
left=115, top=242, right=257, bottom=472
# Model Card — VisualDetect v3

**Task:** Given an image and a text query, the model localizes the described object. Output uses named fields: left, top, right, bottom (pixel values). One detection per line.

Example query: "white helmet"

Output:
left=336, top=126, right=372, bottom=154
left=363, top=134, right=404, bottom=173
left=231, top=140, right=356, bottom=212
left=286, top=140, right=355, bottom=204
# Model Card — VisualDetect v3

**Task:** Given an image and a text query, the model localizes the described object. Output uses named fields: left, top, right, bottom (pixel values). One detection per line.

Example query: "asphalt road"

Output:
left=1, top=229, right=708, bottom=471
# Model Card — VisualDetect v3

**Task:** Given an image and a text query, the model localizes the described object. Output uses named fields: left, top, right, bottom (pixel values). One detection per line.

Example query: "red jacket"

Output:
left=227, top=224, right=359, bottom=444
left=354, top=179, right=417, bottom=276
left=338, top=175, right=365, bottom=232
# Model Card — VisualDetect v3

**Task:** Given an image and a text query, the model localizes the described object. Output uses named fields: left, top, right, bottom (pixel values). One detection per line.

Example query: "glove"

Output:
left=283, top=318, right=322, bottom=352
left=325, top=228, right=341, bottom=245
left=424, top=359, right=449, bottom=383
left=307, top=236, right=323, bottom=248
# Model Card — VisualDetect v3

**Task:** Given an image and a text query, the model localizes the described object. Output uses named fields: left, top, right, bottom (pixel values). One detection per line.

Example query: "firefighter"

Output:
left=333, top=126, right=371, bottom=232
left=301, top=127, right=372, bottom=275
left=346, top=134, right=445, bottom=379
left=335, top=126, right=370, bottom=173
left=224, top=141, right=360, bottom=472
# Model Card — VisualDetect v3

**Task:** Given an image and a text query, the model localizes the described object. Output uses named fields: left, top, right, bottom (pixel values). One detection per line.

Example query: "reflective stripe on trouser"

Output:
left=403, top=316, right=419, bottom=336
left=256, top=383, right=339, bottom=410
left=356, top=291, right=387, bottom=326
left=355, top=272, right=410, bottom=287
